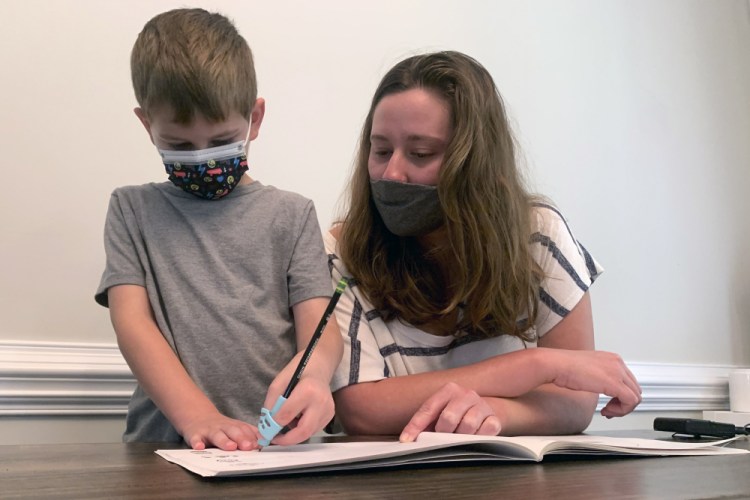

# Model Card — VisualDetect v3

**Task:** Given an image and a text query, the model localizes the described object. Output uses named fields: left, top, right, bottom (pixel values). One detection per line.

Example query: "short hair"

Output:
left=340, top=51, right=542, bottom=340
left=131, top=8, right=256, bottom=123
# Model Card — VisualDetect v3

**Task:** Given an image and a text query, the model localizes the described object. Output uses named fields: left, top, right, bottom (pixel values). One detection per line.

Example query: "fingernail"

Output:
left=399, top=432, right=413, bottom=443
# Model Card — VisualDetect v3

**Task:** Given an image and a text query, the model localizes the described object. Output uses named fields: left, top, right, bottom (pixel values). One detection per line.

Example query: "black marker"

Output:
left=654, top=417, right=750, bottom=438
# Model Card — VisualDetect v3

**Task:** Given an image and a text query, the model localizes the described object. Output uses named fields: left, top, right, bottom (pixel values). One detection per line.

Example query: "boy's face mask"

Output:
left=158, top=127, right=251, bottom=200
left=370, top=179, right=444, bottom=237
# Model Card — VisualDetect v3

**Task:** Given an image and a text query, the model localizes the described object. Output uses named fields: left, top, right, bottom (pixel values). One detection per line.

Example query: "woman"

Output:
left=327, top=51, right=641, bottom=441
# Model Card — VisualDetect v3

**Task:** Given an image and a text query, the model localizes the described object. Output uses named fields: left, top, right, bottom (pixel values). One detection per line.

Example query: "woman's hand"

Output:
left=544, top=348, right=642, bottom=417
left=399, top=382, right=502, bottom=442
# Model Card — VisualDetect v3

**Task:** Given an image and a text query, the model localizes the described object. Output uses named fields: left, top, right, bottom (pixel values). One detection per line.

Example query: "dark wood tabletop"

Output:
left=2, top=432, right=749, bottom=499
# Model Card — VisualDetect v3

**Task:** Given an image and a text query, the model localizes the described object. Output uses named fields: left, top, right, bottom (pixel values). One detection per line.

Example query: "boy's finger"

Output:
left=209, top=430, right=238, bottom=451
left=223, top=424, right=258, bottom=451
left=188, top=434, right=207, bottom=450
left=270, top=416, right=316, bottom=446
left=272, top=404, right=334, bottom=446
left=269, top=398, right=303, bottom=428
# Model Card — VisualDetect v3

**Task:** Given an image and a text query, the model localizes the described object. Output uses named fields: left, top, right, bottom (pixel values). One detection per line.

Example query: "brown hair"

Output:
left=131, top=8, right=256, bottom=123
left=339, top=51, right=543, bottom=341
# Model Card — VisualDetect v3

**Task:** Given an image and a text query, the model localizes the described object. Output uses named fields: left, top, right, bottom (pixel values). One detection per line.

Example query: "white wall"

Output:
left=1, top=0, right=748, bottom=388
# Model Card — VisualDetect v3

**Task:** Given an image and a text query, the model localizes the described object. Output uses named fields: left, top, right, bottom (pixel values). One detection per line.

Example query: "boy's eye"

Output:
left=170, top=143, right=193, bottom=150
left=210, top=140, right=232, bottom=147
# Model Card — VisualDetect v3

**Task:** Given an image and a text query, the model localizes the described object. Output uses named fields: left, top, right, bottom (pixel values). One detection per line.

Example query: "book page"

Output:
left=157, top=439, right=454, bottom=477
left=529, top=434, right=745, bottom=456
left=156, top=433, right=749, bottom=477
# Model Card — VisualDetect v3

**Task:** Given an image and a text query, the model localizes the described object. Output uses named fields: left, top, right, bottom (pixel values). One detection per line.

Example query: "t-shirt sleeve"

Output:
left=94, top=190, right=147, bottom=307
left=286, top=201, right=334, bottom=307
left=531, top=204, right=604, bottom=337
left=325, top=232, right=391, bottom=392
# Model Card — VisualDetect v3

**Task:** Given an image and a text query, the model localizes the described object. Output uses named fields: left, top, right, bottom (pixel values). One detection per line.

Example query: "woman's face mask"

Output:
left=370, top=179, right=444, bottom=237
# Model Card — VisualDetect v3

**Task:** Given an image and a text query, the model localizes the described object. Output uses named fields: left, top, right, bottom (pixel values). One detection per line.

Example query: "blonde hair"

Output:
left=131, top=8, right=256, bottom=123
left=340, top=51, right=542, bottom=341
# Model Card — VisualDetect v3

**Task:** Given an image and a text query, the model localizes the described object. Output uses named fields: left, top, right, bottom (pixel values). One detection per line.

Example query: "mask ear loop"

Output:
left=240, top=115, right=254, bottom=152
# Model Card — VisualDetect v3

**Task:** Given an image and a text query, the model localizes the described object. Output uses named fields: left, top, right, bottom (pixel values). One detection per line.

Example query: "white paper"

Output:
left=155, top=432, right=749, bottom=477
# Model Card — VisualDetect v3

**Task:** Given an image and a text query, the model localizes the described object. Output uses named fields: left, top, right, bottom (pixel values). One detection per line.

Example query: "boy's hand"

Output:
left=181, top=412, right=261, bottom=451
left=399, top=382, right=502, bottom=443
left=261, top=375, right=335, bottom=446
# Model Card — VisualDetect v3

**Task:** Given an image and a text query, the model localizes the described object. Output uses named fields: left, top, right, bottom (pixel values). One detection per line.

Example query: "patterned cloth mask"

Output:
left=159, top=130, right=250, bottom=200
left=370, top=179, right=444, bottom=237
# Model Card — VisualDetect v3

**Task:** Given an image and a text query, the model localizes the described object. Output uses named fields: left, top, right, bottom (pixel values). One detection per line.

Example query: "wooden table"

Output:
left=2, top=433, right=749, bottom=499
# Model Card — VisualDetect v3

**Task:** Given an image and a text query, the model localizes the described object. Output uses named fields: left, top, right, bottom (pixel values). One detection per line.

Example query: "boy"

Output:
left=95, top=8, right=342, bottom=451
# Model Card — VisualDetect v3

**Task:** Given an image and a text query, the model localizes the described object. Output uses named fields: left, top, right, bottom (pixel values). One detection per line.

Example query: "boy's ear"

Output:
left=248, top=98, right=266, bottom=141
left=133, top=107, right=154, bottom=144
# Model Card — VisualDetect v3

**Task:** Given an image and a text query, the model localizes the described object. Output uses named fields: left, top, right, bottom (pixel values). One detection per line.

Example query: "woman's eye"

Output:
left=373, top=150, right=391, bottom=158
left=412, top=152, right=434, bottom=159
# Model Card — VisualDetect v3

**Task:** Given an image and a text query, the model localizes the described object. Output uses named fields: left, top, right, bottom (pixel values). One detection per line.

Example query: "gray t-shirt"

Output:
left=95, top=180, right=332, bottom=442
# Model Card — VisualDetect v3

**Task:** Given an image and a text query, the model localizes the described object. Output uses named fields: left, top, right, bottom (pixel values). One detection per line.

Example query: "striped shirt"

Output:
left=326, top=204, right=603, bottom=392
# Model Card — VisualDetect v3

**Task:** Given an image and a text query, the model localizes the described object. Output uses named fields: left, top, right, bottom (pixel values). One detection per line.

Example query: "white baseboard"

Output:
left=0, top=340, right=738, bottom=416
left=0, top=341, right=134, bottom=415
left=597, top=362, right=731, bottom=411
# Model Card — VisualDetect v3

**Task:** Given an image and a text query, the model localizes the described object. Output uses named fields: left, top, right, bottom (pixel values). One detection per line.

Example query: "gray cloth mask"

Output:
left=370, top=179, right=444, bottom=237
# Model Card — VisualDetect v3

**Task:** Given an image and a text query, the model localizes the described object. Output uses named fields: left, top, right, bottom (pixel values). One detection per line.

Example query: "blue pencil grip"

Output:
left=258, top=395, right=287, bottom=447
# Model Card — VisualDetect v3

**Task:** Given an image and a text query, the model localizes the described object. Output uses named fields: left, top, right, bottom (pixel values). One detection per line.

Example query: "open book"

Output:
left=156, top=432, right=748, bottom=477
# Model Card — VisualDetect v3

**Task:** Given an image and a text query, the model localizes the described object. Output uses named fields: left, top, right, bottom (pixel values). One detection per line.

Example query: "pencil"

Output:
left=257, top=277, right=349, bottom=447
left=282, top=277, right=349, bottom=398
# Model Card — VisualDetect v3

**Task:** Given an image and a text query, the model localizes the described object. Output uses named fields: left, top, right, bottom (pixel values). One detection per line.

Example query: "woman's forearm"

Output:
left=335, top=348, right=550, bottom=435
left=335, top=346, right=637, bottom=435
left=486, top=385, right=598, bottom=436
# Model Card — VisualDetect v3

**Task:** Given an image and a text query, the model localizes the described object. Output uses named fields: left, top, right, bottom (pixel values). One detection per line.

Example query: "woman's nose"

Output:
left=381, top=152, right=408, bottom=182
